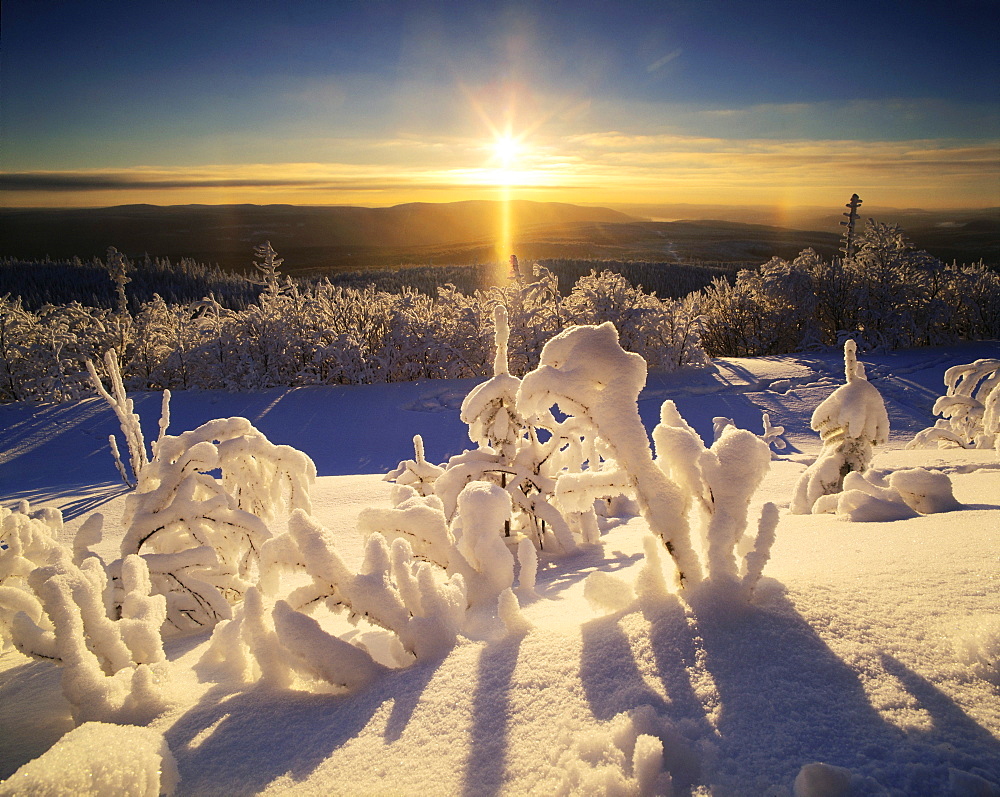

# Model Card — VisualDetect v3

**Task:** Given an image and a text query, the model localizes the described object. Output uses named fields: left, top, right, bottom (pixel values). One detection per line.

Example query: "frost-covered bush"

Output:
left=908, top=358, right=1000, bottom=451
left=202, top=509, right=468, bottom=687
left=517, top=322, right=777, bottom=596
left=697, top=221, right=1000, bottom=357
left=382, top=321, right=777, bottom=599
left=116, top=415, right=315, bottom=635
left=791, top=340, right=889, bottom=514
left=654, top=401, right=778, bottom=597
left=0, top=295, right=110, bottom=403
left=0, top=504, right=172, bottom=724
left=2, top=244, right=709, bottom=402
left=519, top=323, right=696, bottom=573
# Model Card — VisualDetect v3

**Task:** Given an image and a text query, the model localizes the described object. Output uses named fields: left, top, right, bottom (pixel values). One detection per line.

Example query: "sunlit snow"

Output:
left=1, top=341, right=998, bottom=796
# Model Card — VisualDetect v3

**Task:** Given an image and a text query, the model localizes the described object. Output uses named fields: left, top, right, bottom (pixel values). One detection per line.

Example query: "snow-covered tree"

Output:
left=518, top=323, right=701, bottom=586
left=253, top=241, right=284, bottom=293
left=653, top=401, right=778, bottom=598
left=908, top=358, right=1000, bottom=451
left=791, top=340, right=889, bottom=513
left=87, top=349, right=160, bottom=489
left=117, top=416, right=315, bottom=634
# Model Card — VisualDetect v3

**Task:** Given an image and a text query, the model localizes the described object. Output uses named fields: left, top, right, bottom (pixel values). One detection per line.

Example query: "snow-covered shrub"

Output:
left=203, top=509, right=467, bottom=688
left=451, top=481, right=516, bottom=605
left=812, top=467, right=961, bottom=521
left=700, top=254, right=821, bottom=357
left=361, top=480, right=521, bottom=606
left=564, top=269, right=708, bottom=370
left=0, top=504, right=171, bottom=724
left=518, top=323, right=704, bottom=585
left=696, top=219, right=998, bottom=358
left=0, top=721, right=179, bottom=797
left=0, top=502, right=71, bottom=652
left=384, top=435, right=445, bottom=498
left=409, top=320, right=777, bottom=598
left=0, top=295, right=110, bottom=403
left=654, top=401, right=778, bottom=597
left=908, top=358, right=1000, bottom=450
left=791, top=340, right=889, bottom=514
left=118, top=415, right=315, bottom=635
left=2, top=243, right=718, bottom=402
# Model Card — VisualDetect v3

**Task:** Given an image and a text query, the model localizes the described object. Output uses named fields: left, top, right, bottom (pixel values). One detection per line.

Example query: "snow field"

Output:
left=1, top=340, right=998, bottom=795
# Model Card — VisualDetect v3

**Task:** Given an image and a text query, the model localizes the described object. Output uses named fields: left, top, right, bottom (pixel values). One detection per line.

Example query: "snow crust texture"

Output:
left=0, top=721, right=178, bottom=796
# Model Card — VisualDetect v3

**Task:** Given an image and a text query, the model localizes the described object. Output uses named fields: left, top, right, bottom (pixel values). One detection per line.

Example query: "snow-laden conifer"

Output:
left=791, top=340, right=889, bottom=514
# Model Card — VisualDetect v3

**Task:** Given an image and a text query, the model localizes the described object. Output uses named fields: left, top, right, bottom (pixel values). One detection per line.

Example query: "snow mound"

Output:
left=0, top=721, right=178, bottom=796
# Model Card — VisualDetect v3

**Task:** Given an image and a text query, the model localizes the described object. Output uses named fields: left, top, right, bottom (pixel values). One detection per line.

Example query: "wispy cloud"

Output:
left=2, top=131, right=997, bottom=208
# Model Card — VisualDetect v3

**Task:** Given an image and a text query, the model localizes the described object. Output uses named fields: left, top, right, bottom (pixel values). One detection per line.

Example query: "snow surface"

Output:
left=1, top=341, right=998, bottom=795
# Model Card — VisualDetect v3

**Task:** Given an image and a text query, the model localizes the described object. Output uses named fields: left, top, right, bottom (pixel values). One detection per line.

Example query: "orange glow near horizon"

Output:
left=2, top=134, right=997, bottom=210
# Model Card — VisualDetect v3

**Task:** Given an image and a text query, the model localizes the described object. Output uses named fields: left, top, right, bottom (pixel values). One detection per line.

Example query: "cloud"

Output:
left=0, top=172, right=327, bottom=191
left=646, top=49, right=682, bottom=73
left=2, top=129, right=996, bottom=209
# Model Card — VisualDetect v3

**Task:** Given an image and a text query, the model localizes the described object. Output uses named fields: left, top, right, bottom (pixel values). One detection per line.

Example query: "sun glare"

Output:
left=494, top=133, right=521, bottom=169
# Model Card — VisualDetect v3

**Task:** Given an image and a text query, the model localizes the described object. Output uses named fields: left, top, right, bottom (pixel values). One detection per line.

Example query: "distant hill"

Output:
left=0, top=201, right=634, bottom=272
left=1, top=200, right=995, bottom=272
left=612, top=203, right=1000, bottom=266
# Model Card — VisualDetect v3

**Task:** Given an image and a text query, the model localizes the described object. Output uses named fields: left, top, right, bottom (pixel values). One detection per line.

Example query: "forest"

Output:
left=1, top=218, right=997, bottom=404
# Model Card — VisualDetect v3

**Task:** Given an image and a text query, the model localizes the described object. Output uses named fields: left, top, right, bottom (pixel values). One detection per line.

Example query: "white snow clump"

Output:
left=811, top=467, right=960, bottom=522
left=0, top=504, right=171, bottom=724
left=0, top=721, right=179, bottom=797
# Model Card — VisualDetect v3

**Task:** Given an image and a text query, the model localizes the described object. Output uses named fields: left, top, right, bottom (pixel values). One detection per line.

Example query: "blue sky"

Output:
left=2, top=0, right=997, bottom=207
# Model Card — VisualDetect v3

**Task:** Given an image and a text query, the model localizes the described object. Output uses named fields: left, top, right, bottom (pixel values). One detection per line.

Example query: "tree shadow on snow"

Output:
left=579, top=584, right=1000, bottom=794
left=538, top=546, right=643, bottom=599
left=0, top=482, right=129, bottom=521
left=0, top=658, right=74, bottom=780
left=166, top=657, right=445, bottom=796
left=878, top=653, right=1000, bottom=787
left=461, top=633, right=525, bottom=797
left=579, top=598, right=712, bottom=790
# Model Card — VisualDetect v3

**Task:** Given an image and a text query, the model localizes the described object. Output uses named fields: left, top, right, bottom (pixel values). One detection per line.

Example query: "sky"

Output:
left=1, top=0, right=998, bottom=210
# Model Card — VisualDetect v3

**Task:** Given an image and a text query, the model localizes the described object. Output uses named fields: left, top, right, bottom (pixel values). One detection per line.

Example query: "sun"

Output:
left=493, top=133, right=521, bottom=169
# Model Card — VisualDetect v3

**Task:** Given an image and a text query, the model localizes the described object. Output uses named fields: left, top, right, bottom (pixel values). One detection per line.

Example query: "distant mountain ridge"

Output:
left=0, top=201, right=634, bottom=269
left=1, top=200, right=995, bottom=271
